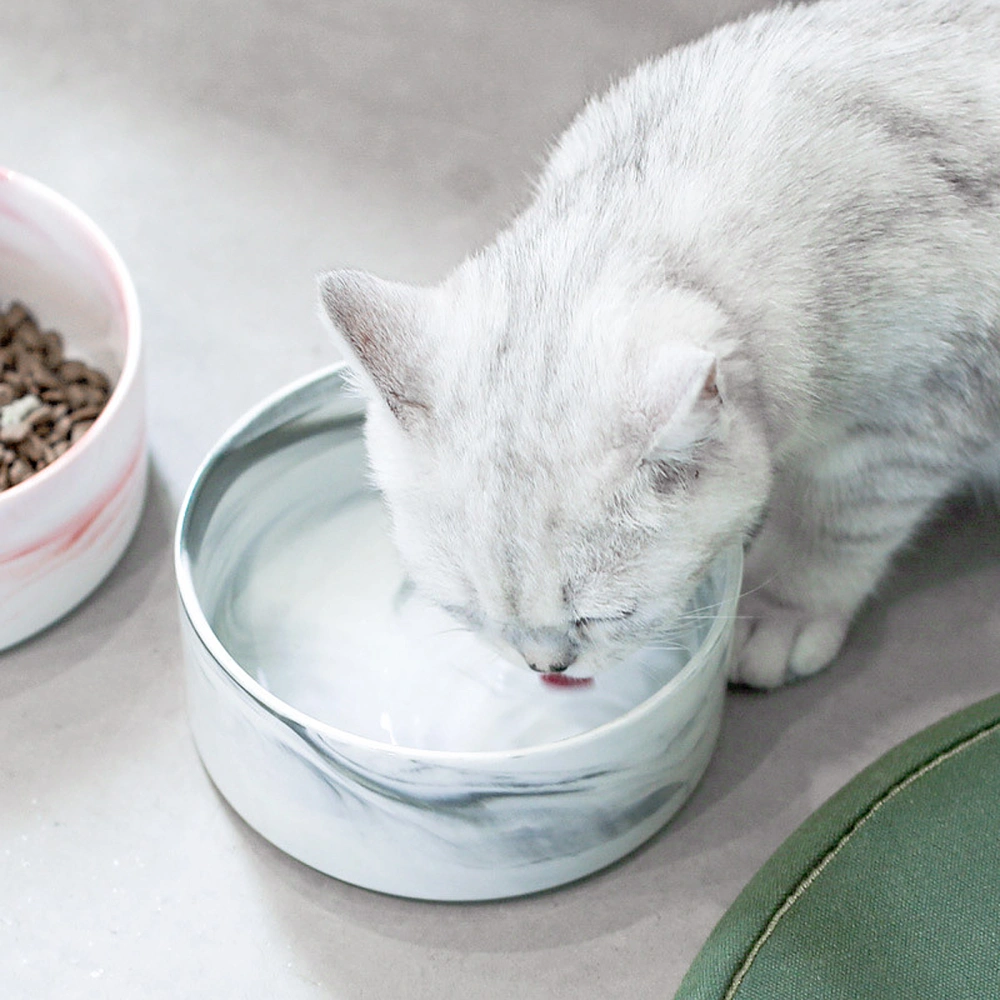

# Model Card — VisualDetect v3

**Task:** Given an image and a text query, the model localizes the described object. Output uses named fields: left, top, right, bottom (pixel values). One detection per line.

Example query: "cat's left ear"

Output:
left=318, top=269, right=433, bottom=428
left=644, top=345, right=722, bottom=464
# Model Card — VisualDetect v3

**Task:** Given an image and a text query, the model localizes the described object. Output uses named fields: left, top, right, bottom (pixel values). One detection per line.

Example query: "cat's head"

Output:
left=319, top=261, right=770, bottom=678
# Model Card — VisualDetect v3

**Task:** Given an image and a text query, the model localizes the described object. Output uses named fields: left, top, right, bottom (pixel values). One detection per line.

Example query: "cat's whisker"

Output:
left=432, top=626, right=474, bottom=639
left=736, top=575, right=780, bottom=603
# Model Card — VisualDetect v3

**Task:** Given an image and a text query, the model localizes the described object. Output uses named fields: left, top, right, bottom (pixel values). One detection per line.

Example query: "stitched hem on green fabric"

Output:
left=720, top=717, right=1000, bottom=999
left=673, top=691, right=1000, bottom=1000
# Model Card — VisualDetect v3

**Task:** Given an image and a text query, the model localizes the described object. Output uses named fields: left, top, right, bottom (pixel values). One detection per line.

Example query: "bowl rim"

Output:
left=0, top=167, right=142, bottom=503
left=175, top=362, right=743, bottom=762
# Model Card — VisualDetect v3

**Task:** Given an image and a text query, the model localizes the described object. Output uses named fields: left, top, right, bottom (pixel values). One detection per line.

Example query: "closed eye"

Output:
left=574, top=608, right=637, bottom=629
left=442, top=604, right=482, bottom=628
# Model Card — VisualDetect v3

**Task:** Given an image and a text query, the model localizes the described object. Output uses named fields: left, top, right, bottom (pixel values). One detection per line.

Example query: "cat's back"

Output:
left=542, top=0, right=1000, bottom=303
left=544, top=0, right=1000, bottom=198
left=748, top=0, right=1000, bottom=144
left=524, top=0, right=1000, bottom=446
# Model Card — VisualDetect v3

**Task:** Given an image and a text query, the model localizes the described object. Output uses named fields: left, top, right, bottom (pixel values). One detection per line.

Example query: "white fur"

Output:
left=321, top=0, right=1000, bottom=686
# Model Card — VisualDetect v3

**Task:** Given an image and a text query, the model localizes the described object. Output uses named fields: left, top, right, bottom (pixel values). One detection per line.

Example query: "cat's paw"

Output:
left=731, top=591, right=850, bottom=689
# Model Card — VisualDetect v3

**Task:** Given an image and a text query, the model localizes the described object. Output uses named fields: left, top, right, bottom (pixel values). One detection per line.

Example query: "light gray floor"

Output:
left=2, top=1, right=998, bottom=997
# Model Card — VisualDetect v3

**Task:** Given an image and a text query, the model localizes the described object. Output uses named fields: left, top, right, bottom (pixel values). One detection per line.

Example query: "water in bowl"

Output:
left=202, top=403, right=707, bottom=753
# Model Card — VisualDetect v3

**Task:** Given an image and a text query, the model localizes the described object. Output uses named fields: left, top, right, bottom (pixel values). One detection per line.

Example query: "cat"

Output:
left=319, top=0, right=1000, bottom=689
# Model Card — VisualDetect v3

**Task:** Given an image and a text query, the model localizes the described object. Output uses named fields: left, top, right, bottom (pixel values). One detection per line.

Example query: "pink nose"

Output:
left=521, top=643, right=578, bottom=674
left=504, top=625, right=579, bottom=674
left=527, top=658, right=572, bottom=673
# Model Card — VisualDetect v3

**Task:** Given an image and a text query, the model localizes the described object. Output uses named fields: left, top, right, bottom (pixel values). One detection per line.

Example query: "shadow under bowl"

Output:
left=175, top=364, right=741, bottom=901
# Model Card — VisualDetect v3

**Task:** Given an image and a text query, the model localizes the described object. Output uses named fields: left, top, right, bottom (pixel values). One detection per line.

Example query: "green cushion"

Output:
left=675, top=692, right=1000, bottom=1000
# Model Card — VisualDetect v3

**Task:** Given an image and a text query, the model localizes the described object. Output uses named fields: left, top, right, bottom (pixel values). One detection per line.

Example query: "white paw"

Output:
left=731, top=591, right=850, bottom=689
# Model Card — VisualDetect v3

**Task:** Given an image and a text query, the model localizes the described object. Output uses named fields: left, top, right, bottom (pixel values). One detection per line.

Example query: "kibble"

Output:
left=0, top=301, right=112, bottom=492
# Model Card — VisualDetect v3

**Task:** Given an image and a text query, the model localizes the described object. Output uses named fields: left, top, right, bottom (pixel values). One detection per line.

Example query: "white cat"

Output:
left=319, top=0, right=1000, bottom=689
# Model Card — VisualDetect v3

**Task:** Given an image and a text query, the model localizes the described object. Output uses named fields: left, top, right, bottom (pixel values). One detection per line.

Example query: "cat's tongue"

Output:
left=541, top=673, right=594, bottom=689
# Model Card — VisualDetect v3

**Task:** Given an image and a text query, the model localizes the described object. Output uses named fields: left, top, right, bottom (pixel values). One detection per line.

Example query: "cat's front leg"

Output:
left=731, top=457, right=953, bottom=688
left=734, top=573, right=855, bottom=689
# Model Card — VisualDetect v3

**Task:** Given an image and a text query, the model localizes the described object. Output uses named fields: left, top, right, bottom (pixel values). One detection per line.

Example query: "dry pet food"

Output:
left=0, top=301, right=112, bottom=492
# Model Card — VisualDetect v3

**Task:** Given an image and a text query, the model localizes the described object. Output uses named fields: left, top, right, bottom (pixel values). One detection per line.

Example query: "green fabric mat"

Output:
left=675, top=692, right=1000, bottom=1000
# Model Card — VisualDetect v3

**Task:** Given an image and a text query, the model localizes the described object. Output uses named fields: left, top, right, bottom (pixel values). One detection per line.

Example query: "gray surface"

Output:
left=1, top=1, right=997, bottom=997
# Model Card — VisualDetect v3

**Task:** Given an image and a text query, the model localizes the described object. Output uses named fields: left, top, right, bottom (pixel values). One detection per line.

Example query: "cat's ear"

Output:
left=643, top=345, right=721, bottom=465
left=318, top=269, right=432, bottom=428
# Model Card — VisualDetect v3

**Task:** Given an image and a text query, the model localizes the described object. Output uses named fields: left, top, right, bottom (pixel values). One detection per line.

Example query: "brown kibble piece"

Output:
left=0, top=384, right=14, bottom=406
left=3, top=302, right=32, bottom=332
left=27, top=364, right=61, bottom=392
left=50, top=415, right=74, bottom=442
left=41, top=331, right=64, bottom=367
left=8, top=457, right=32, bottom=485
left=59, top=360, right=90, bottom=383
left=83, top=384, right=108, bottom=407
left=70, top=420, right=94, bottom=444
left=83, top=368, right=110, bottom=393
left=13, top=345, right=36, bottom=372
left=69, top=404, right=103, bottom=423
left=0, top=422, right=30, bottom=445
left=64, top=383, right=90, bottom=409
left=18, top=434, right=46, bottom=465
left=15, top=321, right=44, bottom=352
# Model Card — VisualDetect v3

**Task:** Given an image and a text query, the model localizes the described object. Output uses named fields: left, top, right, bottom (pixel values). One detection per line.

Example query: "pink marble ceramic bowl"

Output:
left=0, top=169, right=146, bottom=650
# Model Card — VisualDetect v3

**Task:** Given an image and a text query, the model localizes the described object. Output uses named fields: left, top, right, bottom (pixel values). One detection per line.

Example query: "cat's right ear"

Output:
left=643, top=345, right=722, bottom=465
left=318, top=269, right=432, bottom=428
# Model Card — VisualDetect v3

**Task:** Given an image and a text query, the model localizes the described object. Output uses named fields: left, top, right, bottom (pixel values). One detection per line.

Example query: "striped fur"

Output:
left=321, top=0, right=1000, bottom=687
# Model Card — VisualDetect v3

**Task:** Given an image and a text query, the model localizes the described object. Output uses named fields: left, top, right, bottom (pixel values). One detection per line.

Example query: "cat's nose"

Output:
left=507, top=627, right=579, bottom=674
left=527, top=657, right=575, bottom=674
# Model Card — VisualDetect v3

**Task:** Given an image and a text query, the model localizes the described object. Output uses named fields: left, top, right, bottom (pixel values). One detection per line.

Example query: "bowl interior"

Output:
left=179, top=367, right=742, bottom=756
left=0, top=170, right=128, bottom=382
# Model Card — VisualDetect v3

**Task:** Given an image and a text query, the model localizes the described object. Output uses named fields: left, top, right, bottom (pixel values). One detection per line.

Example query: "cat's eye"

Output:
left=643, top=457, right=696, bottom=493
left=442, top=604, right=481, bottom=627
left=573, top=608, right=637, bottom=629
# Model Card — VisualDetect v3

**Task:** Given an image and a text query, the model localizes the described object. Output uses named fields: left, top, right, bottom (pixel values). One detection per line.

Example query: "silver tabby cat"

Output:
left=320, top=0, right=1000, bottom=688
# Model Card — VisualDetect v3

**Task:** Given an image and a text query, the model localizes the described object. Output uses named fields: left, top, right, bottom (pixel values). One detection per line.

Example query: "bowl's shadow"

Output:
left=0, top=460, right=176, bottom=698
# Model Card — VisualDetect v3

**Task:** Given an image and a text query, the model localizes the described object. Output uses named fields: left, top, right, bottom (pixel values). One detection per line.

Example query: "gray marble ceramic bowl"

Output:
left=175, top=364, right=742, bottom=901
